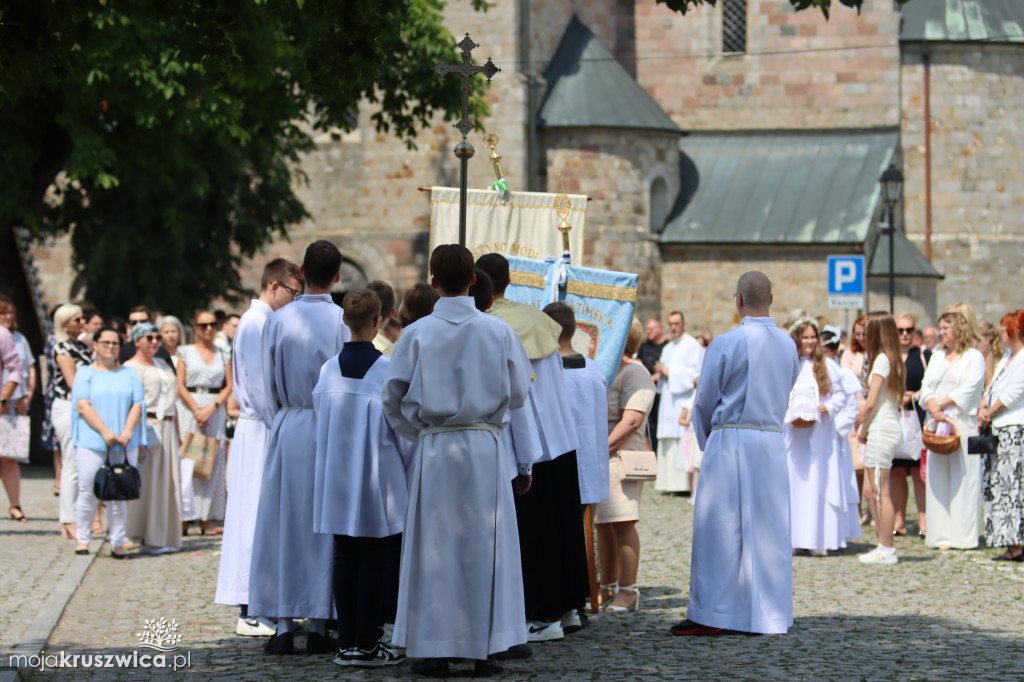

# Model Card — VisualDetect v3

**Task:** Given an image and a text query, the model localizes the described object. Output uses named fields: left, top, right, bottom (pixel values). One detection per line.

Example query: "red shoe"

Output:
left=670, top=619, right=724, bottom=636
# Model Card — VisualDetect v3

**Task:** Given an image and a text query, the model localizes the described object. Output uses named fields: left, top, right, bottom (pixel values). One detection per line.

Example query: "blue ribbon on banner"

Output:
left=504, top=255, right=638, bottom=384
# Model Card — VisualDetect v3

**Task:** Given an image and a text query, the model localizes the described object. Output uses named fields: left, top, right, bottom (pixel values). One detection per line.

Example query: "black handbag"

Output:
left=93, top=445, right=142, bottom=501
left=967, top=428, right=999, bottom=456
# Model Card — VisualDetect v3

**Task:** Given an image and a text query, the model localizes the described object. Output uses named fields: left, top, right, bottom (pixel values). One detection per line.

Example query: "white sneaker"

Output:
left=380, top=623, right=405, bottom=656
left=334, top=642, right=404, bottom=668
left=236, top=616, right=277, bottom=637
left=527, top=620, right=564, bottom=642
left=560, top=609, right=582, bottom=634
left=858, top=547, right=898, bottom=565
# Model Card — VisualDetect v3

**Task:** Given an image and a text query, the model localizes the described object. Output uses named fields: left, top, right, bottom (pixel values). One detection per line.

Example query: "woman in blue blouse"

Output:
left=72, top=327, right=145, bottom=558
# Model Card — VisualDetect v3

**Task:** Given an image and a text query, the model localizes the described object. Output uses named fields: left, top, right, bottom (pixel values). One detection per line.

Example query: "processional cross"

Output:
left=434, top=34, right=500, bottom=246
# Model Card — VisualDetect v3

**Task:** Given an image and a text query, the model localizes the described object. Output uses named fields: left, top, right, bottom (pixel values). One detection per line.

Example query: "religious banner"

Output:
left=429, top=187, right=587, bottom=263
left=503, top=255, right=637, bottom=384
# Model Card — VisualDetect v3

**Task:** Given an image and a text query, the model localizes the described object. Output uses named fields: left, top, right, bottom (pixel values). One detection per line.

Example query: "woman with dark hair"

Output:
left=919, top=311, right=986, bottom=550
left=396, top=283, right=439, bottom=328
left=891, top=312, right=930, bottom=537
left=857, top=313, right=906, bottom=564
left=784, top=317, right=855, bottom=555
left=72, top=326, right=145, bottom=558
left=977, top=310, right=1024, bottom=561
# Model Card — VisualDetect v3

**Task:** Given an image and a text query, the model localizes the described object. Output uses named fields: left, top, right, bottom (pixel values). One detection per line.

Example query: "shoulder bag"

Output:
left=618, top=425, right=657, bottom=481
left=94, top=445, right=142, bottom=501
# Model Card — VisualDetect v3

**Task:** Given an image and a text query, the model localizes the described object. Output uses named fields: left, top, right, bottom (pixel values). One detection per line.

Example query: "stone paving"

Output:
left=3, top=465, right=1023, bottom=680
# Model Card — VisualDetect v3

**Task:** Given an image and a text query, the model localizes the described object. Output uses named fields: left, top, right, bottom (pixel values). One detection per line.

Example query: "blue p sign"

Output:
left=828, top=256, right=864, bottom=295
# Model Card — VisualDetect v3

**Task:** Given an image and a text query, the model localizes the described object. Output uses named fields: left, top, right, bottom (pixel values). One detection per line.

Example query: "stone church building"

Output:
left=23, top=0, right=1024, bottom=334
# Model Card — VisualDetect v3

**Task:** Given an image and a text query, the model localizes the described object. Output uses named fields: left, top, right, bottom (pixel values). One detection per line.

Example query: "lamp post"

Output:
left=880, top=164, right=904, bottom=314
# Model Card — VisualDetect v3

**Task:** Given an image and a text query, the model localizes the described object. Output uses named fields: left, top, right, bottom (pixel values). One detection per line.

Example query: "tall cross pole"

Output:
left=434, top=34, right=500, bottom=246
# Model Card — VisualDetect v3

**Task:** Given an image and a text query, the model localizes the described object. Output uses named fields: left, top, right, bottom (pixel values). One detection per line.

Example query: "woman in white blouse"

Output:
left=977, top=310, right=1024, bottom=562
left=918, top=311, right=987, bottom=550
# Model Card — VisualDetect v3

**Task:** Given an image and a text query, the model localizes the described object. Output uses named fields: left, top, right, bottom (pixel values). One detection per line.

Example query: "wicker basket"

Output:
left=922, top=419, right=961, bottom=455
left=790, top=418, right=816, bottom=429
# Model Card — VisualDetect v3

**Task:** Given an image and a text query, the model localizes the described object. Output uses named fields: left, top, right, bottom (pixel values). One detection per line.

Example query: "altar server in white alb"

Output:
left=215, top=258, right=302, bottom=637
left=249, top=241, right=350, bottom=655
left=383, top=245, right=533, bottom=678
left=654, top=311, right=704, bottom=493
left=476, top=254, right=586, bottom=643
left=671, top=272, right=799, bottom=636
left=313, top=289, right=412, bottom=668
left=544, top=302, right=609, bottom=509
left=784, top=317, right=859, bottom=555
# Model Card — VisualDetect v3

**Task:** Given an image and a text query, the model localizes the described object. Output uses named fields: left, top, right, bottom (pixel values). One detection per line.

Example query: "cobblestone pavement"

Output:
left=5, top=465, right=1024, bottom=680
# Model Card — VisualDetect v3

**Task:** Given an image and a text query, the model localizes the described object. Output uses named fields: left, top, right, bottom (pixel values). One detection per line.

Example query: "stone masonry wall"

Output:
left=634, top=0, right=901, bottom=130
left=543, top=128, right=680, bottom=321
left=900, top=43, right=1024, bottom=323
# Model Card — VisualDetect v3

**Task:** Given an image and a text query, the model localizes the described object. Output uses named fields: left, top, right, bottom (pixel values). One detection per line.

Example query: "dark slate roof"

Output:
left=660, top=129, right=900, bottom=244
left=538, top=16, right=681, bottom=134
left=901, top=0, right=1024, bottom=43
left=868, top=228, right=944, bottom=279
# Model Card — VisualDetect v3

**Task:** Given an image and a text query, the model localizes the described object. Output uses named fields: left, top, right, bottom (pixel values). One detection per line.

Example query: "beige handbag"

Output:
left=618, top=450, right=658, bottom=481
left=180, top=429, right=218, bottom=480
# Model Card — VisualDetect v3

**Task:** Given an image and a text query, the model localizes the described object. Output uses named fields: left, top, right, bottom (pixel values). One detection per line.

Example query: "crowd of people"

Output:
left=2, top=248, right=1023, bottom=673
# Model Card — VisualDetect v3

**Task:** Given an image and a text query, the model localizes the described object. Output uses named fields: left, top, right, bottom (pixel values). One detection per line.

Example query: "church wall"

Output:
left=633, top=0, right=901, bottom=130
left=542, top=127, right=680, bottom=322
left=900, top=43, right=1024, bottom=323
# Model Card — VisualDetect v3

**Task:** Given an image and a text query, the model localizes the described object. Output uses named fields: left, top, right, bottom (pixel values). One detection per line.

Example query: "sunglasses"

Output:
left=128, top=318, right=149, bottom=325
left=897, top=327, right=915, bottom=334
left=142, top=334, right=160, bottom=342
left=196, top=322, right=217, bottom=329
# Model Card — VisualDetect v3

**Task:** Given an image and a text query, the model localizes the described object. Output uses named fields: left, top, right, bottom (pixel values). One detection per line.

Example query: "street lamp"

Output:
left=879, top=163, right=904, bottom=314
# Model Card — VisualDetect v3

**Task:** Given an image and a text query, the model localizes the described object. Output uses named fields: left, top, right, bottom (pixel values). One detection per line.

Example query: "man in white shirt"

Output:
left=249, top=241, right=350, bottom=655
left=383, top=245, right=533, bottom=677
left=654, top=311, right=704, bottom=493
left=671, top=272, right=799, bottom=636
left=215, top=258, right=302, bottom=637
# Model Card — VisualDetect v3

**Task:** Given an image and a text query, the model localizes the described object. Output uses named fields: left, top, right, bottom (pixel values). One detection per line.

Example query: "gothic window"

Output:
left=649, top=176, right=670, bottom=234
left=722, top=0, right=747, bottom=54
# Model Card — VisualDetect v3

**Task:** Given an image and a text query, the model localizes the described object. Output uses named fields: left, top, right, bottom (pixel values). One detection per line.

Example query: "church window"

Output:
left=722, top=0, right=747, bottom=54
left=649, top=176, right=670, bottom=234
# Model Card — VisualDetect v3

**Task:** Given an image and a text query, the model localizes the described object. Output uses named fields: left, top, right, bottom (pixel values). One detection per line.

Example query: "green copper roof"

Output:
left=868, top=228, right=944, bottom=279
left=538, top=16, right=681, bottom=134
left=901, top=0, right=1024, bottom=43
left=661, top=129, right=900, bottom=244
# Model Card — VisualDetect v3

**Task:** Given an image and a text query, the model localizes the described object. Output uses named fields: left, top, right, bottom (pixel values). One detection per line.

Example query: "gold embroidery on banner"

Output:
left=508, top=271, right=637, bottom=303
left=431, top=198, right=587, bottom=214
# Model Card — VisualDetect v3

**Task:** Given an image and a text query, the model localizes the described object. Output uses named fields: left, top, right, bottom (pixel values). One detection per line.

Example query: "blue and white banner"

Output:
left=505, top=255, right=638, bottom=384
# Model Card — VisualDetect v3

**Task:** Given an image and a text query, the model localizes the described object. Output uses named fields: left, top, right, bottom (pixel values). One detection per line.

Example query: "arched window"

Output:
left=722, top=0, right=747, bottom=54
left=649, top=176, right=670, bottom=234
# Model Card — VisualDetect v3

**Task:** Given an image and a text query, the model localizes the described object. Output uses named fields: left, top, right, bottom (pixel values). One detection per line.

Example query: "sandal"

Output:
left=8, top=506, right=27, bottom=523
left=604, top=584, right=640, bottom=613
left=598, top=581, right=617, bottom=607
left=202, top=527, right=223, bottom=536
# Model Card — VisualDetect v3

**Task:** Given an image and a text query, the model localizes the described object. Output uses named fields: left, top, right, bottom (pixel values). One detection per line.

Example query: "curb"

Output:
left=5, top=537, right=103, bottom=677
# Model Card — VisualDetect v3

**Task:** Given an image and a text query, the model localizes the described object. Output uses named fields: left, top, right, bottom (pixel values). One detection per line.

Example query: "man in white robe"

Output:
left=313, top=289, right=412, bottom=668
left=383, top=245, right=532, bottom=677
left=216, top=258, right=302, bottom=637
left=671, top=272, right=799, bottom=636
left=249, top=241, right=350, bottom=655
left=477, top=254, right=585, bottom=643
left=655, top=311, right=704, bottom=493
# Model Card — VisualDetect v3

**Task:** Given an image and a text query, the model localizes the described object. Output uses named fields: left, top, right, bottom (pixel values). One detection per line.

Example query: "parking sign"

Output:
left=827, top=256, right=864, bottom=309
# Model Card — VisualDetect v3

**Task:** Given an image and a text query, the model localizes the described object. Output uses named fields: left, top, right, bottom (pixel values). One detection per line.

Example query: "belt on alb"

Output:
left=419, top=423, right=501, bottom=438
left=237, top=415, right=264, bottom=422
left=711, top=423, right=783, bottom=434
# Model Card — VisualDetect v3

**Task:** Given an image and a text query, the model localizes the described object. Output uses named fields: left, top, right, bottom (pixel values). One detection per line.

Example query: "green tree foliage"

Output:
left=658, top=0, right=912, bottom=20
left=0, top=0, right=489, bottom=315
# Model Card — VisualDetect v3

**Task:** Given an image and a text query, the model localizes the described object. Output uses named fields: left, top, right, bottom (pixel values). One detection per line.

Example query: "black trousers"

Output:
left=332, top=533, right=402, bottom=649
left=514, top=451, right=590, bottom=622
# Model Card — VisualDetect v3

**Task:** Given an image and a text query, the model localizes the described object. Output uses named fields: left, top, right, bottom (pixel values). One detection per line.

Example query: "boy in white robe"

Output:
left=249, top=241, right=350, bottom=655
left=654, top=311, right=704, bottom=493
left=383, top=245, right=533, bottom=677
left=313, top=289, right=412, bottom=668
left=671, top=272, right=799, bottom=636
left=216, top=258, right=302, bottom=637
left=476, top=254, right=586, bottom=643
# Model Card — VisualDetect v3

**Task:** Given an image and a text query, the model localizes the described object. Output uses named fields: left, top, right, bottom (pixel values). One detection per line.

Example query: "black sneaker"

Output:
left=492, top=643, right=532, bottom=661
left=333, top=642, right=404, bottom=668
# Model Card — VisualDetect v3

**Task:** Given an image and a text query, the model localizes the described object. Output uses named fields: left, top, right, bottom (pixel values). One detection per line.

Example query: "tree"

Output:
left=0, top=0, right=488, bottom=315
left=658, top=0, right=911, bottom=19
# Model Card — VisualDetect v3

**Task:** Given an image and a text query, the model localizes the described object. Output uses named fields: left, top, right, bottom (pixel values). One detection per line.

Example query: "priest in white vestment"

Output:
left=248, top=241, right=350, bottom=655
left=655, top=311, right=704, bottom=493
left=215, top=259, right=302, bottom=638
left=671, top=272, right=799, bottom=636
left=383, top=245, right=532, bottom=676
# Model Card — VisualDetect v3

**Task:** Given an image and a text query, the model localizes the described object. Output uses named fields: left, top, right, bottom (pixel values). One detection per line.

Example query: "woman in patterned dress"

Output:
left=977, top=310, right=1024, bottom=562
left=175, top=310, right=232, bottom=534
